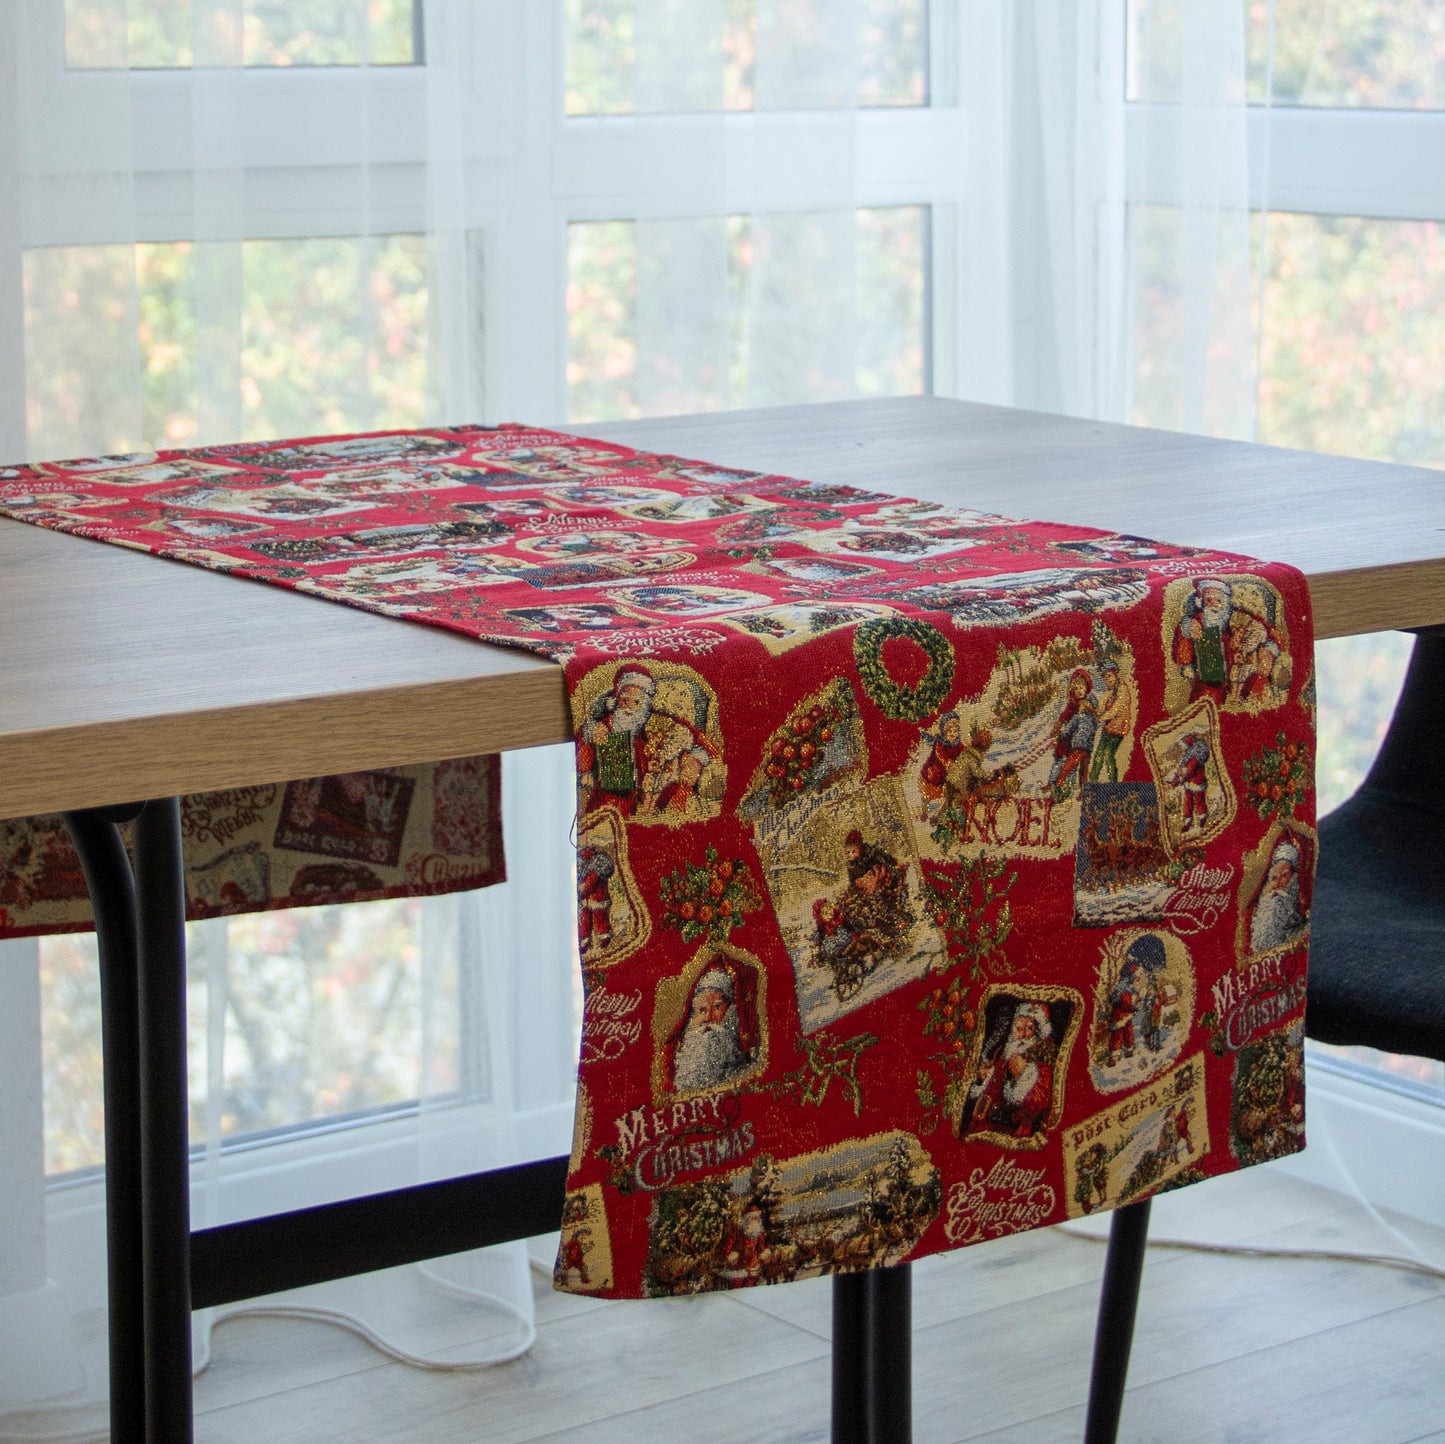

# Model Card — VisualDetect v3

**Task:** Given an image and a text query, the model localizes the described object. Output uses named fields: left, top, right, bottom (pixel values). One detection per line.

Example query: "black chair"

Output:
left=1082, top=629, right=1445, bottom=1443
left=1307, top=629, right=1445, bottom=1062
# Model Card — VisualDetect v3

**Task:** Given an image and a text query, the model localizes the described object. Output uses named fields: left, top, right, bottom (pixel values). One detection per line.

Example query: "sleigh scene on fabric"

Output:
left=741, top=676, right=946, bottom=1029
left=639, top=1133, right=942, bottom=1296
left=739, top=617, right=1156, bottom=1022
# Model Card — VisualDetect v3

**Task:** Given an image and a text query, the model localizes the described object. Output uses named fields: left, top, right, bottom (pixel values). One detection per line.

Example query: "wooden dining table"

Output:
left=4, top=395, right=1444, bottom=1444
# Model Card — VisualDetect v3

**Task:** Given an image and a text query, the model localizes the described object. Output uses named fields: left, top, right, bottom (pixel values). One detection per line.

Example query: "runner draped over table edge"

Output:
left=0, top=424, right=1315, bottom=1298
left=0, top=758, right=504, bottom=938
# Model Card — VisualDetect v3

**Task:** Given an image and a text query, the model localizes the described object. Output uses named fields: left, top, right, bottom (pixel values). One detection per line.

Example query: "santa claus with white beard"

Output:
left=962, top=1000, right=1059, bottom=1141
left=1173, top=576, right=1281, bottom=705
left=1248, top=838, right=1308, bottom=954
left=668, top=967, right=753, bottom=1093
left=576, top=665, right=712, bottom=817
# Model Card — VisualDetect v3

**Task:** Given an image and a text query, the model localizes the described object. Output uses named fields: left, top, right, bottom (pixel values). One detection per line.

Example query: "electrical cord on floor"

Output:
left=1055, top=1222, right=1445, bottom=1282
left=191, top=1296, right=537, bottom=1377
left=0, top=1264, right=551, bottom=1444
left=189, top=1257, right=546, bottom=1376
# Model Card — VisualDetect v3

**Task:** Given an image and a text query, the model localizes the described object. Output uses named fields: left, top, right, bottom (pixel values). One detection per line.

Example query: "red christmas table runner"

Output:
left=0, top=759, right=504, bottom=939
left=0, top=424, right=1315, bottom=1298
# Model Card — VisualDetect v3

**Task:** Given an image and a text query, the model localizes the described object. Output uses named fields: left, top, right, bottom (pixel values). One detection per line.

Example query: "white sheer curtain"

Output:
left=0, top=2, right=579, bottom=1432
left=12, top=0, right=1410, bottom=1431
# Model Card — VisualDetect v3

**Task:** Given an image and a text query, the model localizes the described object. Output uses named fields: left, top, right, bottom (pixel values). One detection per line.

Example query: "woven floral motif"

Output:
left=0, top=425, right=1315, bottom=1297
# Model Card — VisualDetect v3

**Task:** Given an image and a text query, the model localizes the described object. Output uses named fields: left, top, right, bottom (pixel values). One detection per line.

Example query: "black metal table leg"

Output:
left=831, top=1262, right=912, bottom=1443
left=1084, top=1198, right=1152, bottom=1444
left=134, top=798, right=194, bottom=1441
left=65, top=799, right=193, bottom=1444
left=65, top=808, right=148, bottom=1444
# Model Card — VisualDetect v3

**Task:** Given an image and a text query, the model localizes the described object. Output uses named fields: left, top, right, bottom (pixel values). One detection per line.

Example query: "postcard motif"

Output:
left=641, top=1132, right=941, bottom=1295
left=514, top=529, right=669, bottom=561
left=308, top=554, right=519, bottom=599
left=651, top=943, right=769, bottom=1101
left=1230, top=1020, right=1306, bottom=1165
left=797, top=522, right=984, bottom=564
left=723, top=602, right=896, bottom=653
left=1162, top=573, right=1293, bottom=715
left=610, top=582, right=774, bottom=618
left=1072, top=781, right=1174, bottom=925
left=751, top=554, right=882, bottom=588
left=952, top=985, right=1084, bottom=1149
left=555, top=1185, right=615, bottom=1294
left=752, top=772, right=944, bottom=1031
left=906, top=629, right=1139, bottom=864
left=1142, top=698, right=1237, bottom=855
left=1088, top=930, right=1195, bottom=1094
left=302, top=464, right=470, bottom=497
left=890, top=567, right=1150, bottom=630
left=185, top=842, right=272, bottom=913
left=502, top=601, right=650, bottom=636
left=573, top=660, right=726, bottom=825
left=273, top=772, right=415, bottom=867
left=1235, top=819, right=1315, bottom=963
left=39, top=457, right=241, bottom=487
left=166, top=483, right=378, bottom=521
left=208, top=433, right=465, bottom=472
left=518, top=552, right=695, bottom=590
left=577, top=808, right=652, bottom=974
left=1063, top=1055, right=1210, bottom=1217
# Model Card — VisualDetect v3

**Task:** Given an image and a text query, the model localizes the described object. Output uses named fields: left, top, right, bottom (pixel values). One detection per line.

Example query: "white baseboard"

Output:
left=0, top=1279, right=84, bottom=1406
left=1267, top=1059, right=1445, bottom=1230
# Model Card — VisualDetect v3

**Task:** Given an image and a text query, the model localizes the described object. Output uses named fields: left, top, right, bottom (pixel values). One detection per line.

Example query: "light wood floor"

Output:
left=28, top=1166, right=1445, bottom=1444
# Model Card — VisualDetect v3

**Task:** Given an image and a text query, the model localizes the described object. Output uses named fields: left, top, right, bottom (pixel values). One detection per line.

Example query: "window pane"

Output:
left=1129, top=0, right=1445, bottom=109
left=1315, top=632, right=1414, bottom=816
left=1309, top=1040, right=1445, bottom=1101
left=241, top=235, right=429, bottom=440
left=1259, top=213, right=1445, bottom=470
left=65, top=0, right=419, bottom=69
left=564, top=0, right=926, bottom=115
left=1261, top=214, right=1445, bottom=1102
left=1245, top=0, right=1445, bottom=110
left=566, top=205, right=928, bottom=421
left=567, top=220, right=638, bottom=421
left=41, top=899, right=425, bottom=1174
left=23, top=235, right=428, bottom=455
left=855, top=205, right=928, bottom=397
left=564, top=0, right=637, bottom=115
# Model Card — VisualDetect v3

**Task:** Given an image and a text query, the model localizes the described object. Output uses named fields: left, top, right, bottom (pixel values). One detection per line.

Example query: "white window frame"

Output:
left=9, top=0, right=970, bottom=1213
left=15, top=1, right=975, bottom=422
left=1120, top=18, right=1445, bottom=1224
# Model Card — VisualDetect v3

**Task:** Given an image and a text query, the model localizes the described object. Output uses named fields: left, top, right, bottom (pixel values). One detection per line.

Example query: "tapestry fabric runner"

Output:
left=0, top=758, right=504, bottom=939
left=0, top=425, right=1315, bottom=1299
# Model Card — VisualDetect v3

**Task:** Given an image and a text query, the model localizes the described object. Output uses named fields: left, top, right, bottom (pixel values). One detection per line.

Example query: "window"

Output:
left=566, top=205, right=929, bottom=421
left=64, top=0, right=422, bottom=69
left=558, top=2, right=949, bottom=423
left=1128, top=0, right=1445, bottom=1103
left=564, top=0, right=928, bottom=115
left=24, top=235, right=429, bottom=456
left=42, top=899, right=435, bottom=1175
left=13, top=0, right=955, bottom=1179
